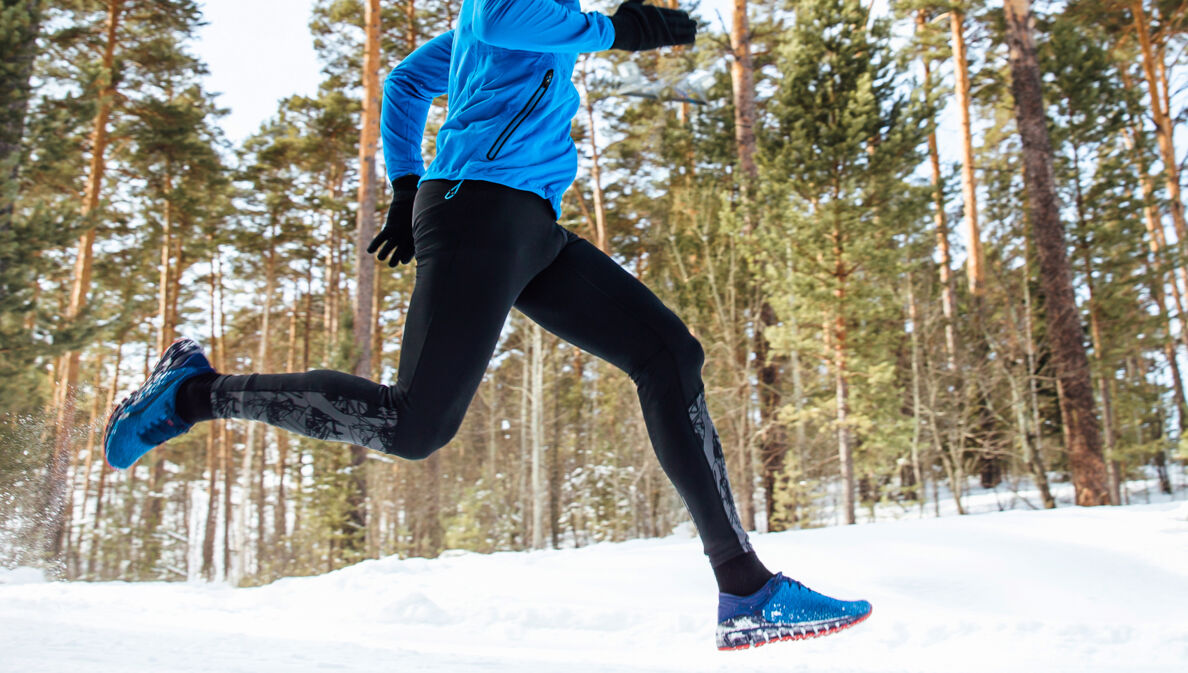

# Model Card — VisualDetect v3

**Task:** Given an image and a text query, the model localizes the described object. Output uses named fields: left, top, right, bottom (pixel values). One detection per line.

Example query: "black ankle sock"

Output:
left=713, top=551, right=774, bottom=596
left=176, top=372, right=219, bottom=425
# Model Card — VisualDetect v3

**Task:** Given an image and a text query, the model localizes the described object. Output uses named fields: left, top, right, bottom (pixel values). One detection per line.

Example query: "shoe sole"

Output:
left=717, top=608, right=872, bottom=651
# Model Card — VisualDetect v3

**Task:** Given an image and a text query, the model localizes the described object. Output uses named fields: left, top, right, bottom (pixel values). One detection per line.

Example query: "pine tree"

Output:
left=759, top=0, right=927, bottom=524
left=1004, top=0, right=1110, bottom=506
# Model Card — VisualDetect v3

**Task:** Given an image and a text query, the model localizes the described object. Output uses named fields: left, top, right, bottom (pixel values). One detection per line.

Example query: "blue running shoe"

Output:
left=716, top=573, right=872, bottom=650
left=103, top=338, right=215, bottom=469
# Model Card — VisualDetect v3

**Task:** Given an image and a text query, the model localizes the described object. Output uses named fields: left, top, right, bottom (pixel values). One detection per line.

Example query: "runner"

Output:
left=103, top=0, right=871, bottom=650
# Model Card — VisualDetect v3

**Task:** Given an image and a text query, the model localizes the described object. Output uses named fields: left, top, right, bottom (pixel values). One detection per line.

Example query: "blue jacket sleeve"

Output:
left=472, top=0, right=615, bottom=53
left=382, top=30, right=454, bottom=182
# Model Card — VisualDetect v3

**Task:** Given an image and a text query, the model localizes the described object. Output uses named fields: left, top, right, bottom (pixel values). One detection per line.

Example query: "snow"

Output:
left=2, top=503, right=1187, bottom=673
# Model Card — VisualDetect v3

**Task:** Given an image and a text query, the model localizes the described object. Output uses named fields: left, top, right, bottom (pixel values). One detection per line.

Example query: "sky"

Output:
left=195, top=0, right=322, bottom=144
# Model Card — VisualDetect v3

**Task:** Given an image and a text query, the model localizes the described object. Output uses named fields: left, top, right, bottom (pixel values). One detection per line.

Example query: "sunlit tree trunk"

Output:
left=345, top=0, right=383, bottom=555
left=46, top=0, right=125, bottom=561
left=918, top=10, right=958, bottom=370
left=579, top=57, right=607, bottom=252
left=951, top=7, right=982, bottom=298
left=1131, top=1, right=1188, bottom=269
left=731, top=0, right=771, bottom=531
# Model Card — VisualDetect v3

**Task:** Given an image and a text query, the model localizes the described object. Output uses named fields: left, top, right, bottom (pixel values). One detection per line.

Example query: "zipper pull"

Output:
left=445, top=180, right=463, bottom=200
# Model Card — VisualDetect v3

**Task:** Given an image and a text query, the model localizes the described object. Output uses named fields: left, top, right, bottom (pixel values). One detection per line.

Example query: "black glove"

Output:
left=368, top=174, right=420, bottom=267
left=609, top=0, right=697, bottom=52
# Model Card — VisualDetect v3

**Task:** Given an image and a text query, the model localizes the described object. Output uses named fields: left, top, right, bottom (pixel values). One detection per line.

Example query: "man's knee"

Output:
left=380, top=412, right=462, bottom=461
left=631, top=329, right=705, bottom=393
left=674, top=331, right=706, bottom=381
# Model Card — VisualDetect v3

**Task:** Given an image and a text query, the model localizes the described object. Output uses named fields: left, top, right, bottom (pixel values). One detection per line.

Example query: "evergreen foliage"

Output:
left=0, top=0, right=1184, bottom=581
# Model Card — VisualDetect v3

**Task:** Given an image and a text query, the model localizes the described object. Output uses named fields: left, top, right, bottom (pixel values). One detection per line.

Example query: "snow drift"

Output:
left=2, top=502, right=1185, bottom=673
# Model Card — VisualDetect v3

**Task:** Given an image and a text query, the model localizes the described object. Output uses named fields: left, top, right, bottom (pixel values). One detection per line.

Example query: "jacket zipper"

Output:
left=486, top=69, right=554, bottom=161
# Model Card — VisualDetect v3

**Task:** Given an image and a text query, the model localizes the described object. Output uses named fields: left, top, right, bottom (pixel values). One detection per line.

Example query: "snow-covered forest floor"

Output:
left=3, top=495, right=1186, bottom=673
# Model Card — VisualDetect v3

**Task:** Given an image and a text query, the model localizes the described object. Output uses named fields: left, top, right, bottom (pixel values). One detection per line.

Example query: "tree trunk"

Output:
left=832, top=218, right=855, bottom=524
left=579, top=57, right=608, bottom=252
left=157, top=173, right=175, bottom=352
left=519, top=334, right=530, bottom=546
left=0, top=0, right=43, bottom=263
left=255, top=224, right=276, bottom=571
left=1071, top=143, right=1123, bottom=506
left=87, top=338, right=121, bottom=578
left=530, top=323, right=545, bottom=549
left=72, top=347, right=105, bottom=575
left=345, top=0, right=383, bottom=556
left=45, top=0, right=124, bottom=561
left=354, top=0, right=381, bottom=378
left=951, top=8, right=982, bottom=298
left=202, top=422, right=219, bottom=580
left=917, top=9, right=958, bottom=370
left=1004, top=0, right=1109, bottom=506
left=907, top=276, right=925, bottom=508
left=1131, top=1, right=1188, bottom=270
left=370, top=258, right=383, bottom=380
left=1021, top=242, right=1055, bottom=509
left=731, top=0, right=773, bottom=532
left=730, top=0, right=758, bottom=200
left=324, top=207, right=340, bottom=361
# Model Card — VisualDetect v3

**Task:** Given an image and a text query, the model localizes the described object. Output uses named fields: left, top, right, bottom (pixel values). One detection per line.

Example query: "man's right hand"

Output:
left=609, top=0, right=697, bottom=52
left=368, top=174, right=421, bottom=267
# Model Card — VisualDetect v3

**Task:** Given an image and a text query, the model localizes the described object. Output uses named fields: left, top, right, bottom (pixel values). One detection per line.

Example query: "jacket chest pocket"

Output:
left=486, top=69, right=554, bottom=161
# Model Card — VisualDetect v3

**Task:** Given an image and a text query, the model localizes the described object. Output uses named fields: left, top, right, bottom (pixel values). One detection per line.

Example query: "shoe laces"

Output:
left=779, top=575, right=808, bottom=594
left=139, top=413, right=183, bottom=447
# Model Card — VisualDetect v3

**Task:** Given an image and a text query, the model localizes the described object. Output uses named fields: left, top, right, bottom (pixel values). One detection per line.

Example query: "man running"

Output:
left=103, top=0, right=871, bottom=650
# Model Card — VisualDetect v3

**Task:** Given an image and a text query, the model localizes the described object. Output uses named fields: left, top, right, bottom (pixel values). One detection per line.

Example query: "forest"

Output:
left=1, top=0, right=1185, bottom=585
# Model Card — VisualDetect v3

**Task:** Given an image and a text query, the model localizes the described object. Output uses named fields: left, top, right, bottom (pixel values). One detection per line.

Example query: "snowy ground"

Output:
left=3, top=502, right=1187, bottom=673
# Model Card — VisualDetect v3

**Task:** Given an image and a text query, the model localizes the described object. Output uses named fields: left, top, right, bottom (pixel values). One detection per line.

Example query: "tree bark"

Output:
left=1131, top=1, right=1188, bottom=270
left=832, top=215, right=855, bottom=524
left=731, top=0, right=775, bottom=532
left=1004, top=0, right=1109, bottom=506
left=354, top=0, right=381, bottom=379
left=530, top=323, right=545, bottom=549
left=202, top=248, right=220, bottom=580
left=730, top=0, right=758, bottom=199
left=45, top=0, right=125, bottom=561
left=1020, top=239, right=1056, bottom=509
left=345, top=0, right=383, bottom=556
left=917, top=10, right=958, bottom=370
left=579, top=57, right=608, bottom=252
left=951, top=8, right=982, bottom=298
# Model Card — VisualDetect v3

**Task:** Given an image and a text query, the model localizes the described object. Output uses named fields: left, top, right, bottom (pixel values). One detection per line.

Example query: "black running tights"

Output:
left=201, top=179, right=753, bottom=566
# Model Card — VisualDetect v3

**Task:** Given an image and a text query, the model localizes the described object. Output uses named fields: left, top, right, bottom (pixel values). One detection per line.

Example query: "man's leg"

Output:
left=513, top=233, right=768, bottom=593
left=177, top=180, right=568, bottom=460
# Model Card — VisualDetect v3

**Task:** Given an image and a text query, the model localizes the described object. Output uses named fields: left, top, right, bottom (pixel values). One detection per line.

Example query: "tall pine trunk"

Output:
left=1004, top=0, right=1109, bottom=506
left=832, top=214, right=855, bottom=525
left=917, top=10, right=958, bottom=370
left=950, top=7, right=982, bottom=298
left=530, top=323, right=545, bottom=549
left=45, top=0, right=124, bottom=561
left=345, top=0, right=382, bottom=556
left=1131, top=1, right=1188, bottom=271
left=731, top=0, right=777, bottom=531
left=579, top=57, right=607, bottom=252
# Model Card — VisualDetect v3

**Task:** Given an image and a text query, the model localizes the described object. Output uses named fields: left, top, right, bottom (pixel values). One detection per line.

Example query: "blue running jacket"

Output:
left=381, top=0, right=617, bottom=219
